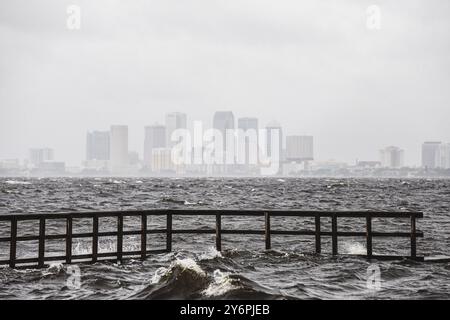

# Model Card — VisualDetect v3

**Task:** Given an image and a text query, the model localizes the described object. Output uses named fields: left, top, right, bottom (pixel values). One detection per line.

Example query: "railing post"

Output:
left=9, top=217, right=17, bottom=268
left=331, top=214, right=338, bottom=255
left=366, top=215, right=373, bottom=258
left=141, top=213, right=147, bottom=260
left=66, top=216, right=73, bottom=264
left=410, top=214, right=417, bottom=259
left=117, top=214, right=123, bottom=263
left=166, top=213, right=172, bottom=252
left=216, top=214, right=222, bottom=251
left=92, top=216, right=98, bottom=263
left=315, top=215, right=321, bottom=254
left=265, top=212, right=271, bottom=250
left=38, top=217, right=46, bottom=268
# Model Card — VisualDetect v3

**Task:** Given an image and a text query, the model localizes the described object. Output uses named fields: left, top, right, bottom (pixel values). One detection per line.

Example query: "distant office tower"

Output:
left=29, top=148, right=54, bottom=167
left=213, top=111, right=235, bottom=151
left=151, top=148, right=174, bottom=173
left=165, top=112, right=187, bottom=147
left=380, top=146, right=405, bottom=168
left=86, top=131, right=110, bottom=161
left=110, top=125, right=129, bottom=173
left=286, top=136, right=314, bottom=161
left=144, top=124, right=166, bottom=165
left=439, top=143, right=450, bottom=169
left=238, top=117, right=258, bottom=165
left=265, top=121, right=283, bottom=158
left=422, top=142, right=441, bottom=169
left=238, top=117, right=258, bottom=131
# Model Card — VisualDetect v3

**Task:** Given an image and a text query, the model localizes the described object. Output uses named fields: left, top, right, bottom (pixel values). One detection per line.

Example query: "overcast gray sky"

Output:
left=1, top=0, right=449, bottom=166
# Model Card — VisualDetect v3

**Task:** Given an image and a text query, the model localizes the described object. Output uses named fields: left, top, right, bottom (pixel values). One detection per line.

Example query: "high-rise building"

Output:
left=29, top=148, right=54, bottom=167
left=110, top=125, right=129, bottom=173
left=286, top=136, right=314, bottom=161
left=86, top=131, right=110, bottom=161
left=151, top=148, right=175, bottom=173
left=144, top=124, right=166, bottom=165
left=237, top=117, right=258, bottom=165
left=422, top=142, right=441, bottom=169
left=238, top=117, right=258, bottom=131
left=213, top=111, right=235, bottom=150
left=265, top=121, right=283, bottom=175
left=439, top=143, right=450, bottom=169
left=165, top=112, right=187, bottom=147
left=380, top=146, right=405, bottom=168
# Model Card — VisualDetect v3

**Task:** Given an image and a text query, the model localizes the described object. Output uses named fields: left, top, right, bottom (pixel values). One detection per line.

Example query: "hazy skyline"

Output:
left=1, top=0, right=449, bottom=166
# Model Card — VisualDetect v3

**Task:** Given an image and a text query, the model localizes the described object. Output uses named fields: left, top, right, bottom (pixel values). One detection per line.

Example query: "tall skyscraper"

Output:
left=86, top=131, right=110, bottom=161
left=422, top=142, right=441, bottom=169
left=265, top=121, right=283, bottom=157
left=29, top=148, right=54, bottom=167
left=238, top=117, right=258, bottom=165
left=110, top=125, right=129, bottom=173
left=238, top=117, right=258, bottom=131
left=165, top=112, right=187, bottom=147
left=380, top=146, right=405, bottom=168
left=213, top=111, right=235, bottom=151
left=286, top=136, right=314, bottom=161
left=144, top=124, right=166, bottom=165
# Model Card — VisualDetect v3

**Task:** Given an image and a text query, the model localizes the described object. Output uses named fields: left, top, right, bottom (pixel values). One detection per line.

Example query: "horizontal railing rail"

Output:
left=0, top=209, right=424, bottom=220
left=0, top=210, right=424, bottom=268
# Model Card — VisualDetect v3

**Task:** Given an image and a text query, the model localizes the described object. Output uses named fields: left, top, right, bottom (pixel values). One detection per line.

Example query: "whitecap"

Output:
left=42, top=263, right=65, bottom=276
left=175, top=257, right=206, bottom=276
left=151, top=257, right=207, bottom=285
left=151, top=266, right=169, bottom=284
left=202, top=269, right=240, bottom=297
left=199, top=247, right=223, bottom=260
left=5, top=180, right=31, bottom=185
left=341, top=241, right=367, bottom=255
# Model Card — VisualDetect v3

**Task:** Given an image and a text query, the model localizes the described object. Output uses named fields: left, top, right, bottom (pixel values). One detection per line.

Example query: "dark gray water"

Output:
left=0, top=177, right=449, bottom=299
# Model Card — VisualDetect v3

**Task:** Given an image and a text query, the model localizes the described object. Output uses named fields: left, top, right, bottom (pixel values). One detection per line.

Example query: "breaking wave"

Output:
left=131, top=256, right=289, bottom=300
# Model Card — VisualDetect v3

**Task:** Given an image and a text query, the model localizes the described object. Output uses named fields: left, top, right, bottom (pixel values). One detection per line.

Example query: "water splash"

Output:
left=202, top=269, right=239, bottom=297
left=341, top=242, right=367, bottom=255
left=198, top=247, right=223, bottom=261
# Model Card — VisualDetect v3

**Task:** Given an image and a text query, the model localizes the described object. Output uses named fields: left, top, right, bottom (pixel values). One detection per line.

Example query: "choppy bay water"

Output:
left=0, top=177, right=449, bottom=300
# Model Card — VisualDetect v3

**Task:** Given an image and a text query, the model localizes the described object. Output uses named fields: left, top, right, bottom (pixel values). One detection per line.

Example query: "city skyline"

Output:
left=2, top=109, right=450, bottom=176
left=1, top=1, right=450, bottom=167
left=2, top=108, right=449, bottom=168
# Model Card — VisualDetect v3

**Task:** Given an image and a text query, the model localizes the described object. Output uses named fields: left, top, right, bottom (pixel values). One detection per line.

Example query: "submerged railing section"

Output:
left=0, top=210, right=423, bottom=268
